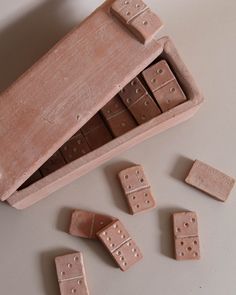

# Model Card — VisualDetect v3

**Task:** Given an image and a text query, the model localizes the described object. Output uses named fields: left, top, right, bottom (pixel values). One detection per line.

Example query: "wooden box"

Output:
left=0, top=0, right=204, bottom=209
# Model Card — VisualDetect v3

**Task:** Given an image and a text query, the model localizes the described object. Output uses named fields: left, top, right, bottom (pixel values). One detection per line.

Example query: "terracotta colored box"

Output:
left=0, top=0, right=204, bottom=209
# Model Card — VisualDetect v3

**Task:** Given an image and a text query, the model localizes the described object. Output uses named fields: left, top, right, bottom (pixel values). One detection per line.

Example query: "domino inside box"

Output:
left=19, top=60, right=187, bottom=185
left=0, top=0, right=203, bottom=209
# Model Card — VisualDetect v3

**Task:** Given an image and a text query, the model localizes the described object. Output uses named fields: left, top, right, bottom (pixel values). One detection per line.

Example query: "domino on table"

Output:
left=69, top=209, right=116, bottom=239
left=142, top=60, right=187, bottom=112
left=118, top=165, right=156, bottom=214
left=100, top=95, right=137, bottom=137
left=119, top=77, right=161, bottom=124
left=185, top=160, right=235, bottom=202
left=97, top=220, right=143, bottom=271
left=55, top=252, right=90, bottom=295
left=172, top=211, right=200, bottom=261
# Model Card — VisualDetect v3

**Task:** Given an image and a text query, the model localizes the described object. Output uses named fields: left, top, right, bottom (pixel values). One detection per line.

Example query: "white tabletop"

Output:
left=0, top=0, right=236, bottom=294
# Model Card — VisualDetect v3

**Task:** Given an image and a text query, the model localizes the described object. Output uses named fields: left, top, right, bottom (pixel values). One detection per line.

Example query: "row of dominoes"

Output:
left=100, top=59, right=187, bottom=137
left=19, top=60, right=187, bottom=190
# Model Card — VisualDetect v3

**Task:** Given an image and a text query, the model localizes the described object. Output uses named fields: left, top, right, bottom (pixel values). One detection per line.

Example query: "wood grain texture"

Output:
left=0, top=0, right=163, bottom=201
left=7, top=36, right=204, bottom=209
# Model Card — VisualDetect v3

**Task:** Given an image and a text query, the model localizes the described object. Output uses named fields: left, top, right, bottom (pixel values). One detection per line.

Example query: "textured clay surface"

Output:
left=142, top=60, right=175, bottom=92
left=175, top=236, right=200, bottom=261
left=103, top=109, right=137, bottom=137
left=60, top=133, right=90, bottom=163
left=118, top=165, right=155, bottom=214
left=69, top=209, right=115, bottom=239
left=129, top=9, right=163, bottom=44
left=119, top=77, right=147, bottom=107
left=129, top=93, right=161, bottom=124
left=118, top=165, right=149, bottom=194
left=111, top=0, right=162, bottom=44
left=93, top=214, right=116, bottom=237
left=172, top=211, right=200, bottom=261
left=100, top=96, right=137, bottom=137
left=55, top=252, right=84, bottom=281
left=73, top=113, right=112, bottom=151
left=153, top=79, right=187, bottom=112
left=100, top=95, right=126, bottom=120
left=126, top=187, right=156, bottom=214
left=97, top=220, right=130, bottom=253
left=69, top=210, right=94, bottom=239
left=55, top=252, right=89, bottom=295
left=59, top=278, right=89, bottom=295
left=112, top=239, right=143, bottom=271
left=185, top=160, right=235, bottom=202
left=111, top=0, right=147, bottom=14
left=111, top=0, right=147, bottom=24
left=119, top=77, right=161, bottom=123
left=40, top=151, right=66, bottom=176
left=97, top=220, right=142, bottom=271
left=173, top=211, right=198, bottom=238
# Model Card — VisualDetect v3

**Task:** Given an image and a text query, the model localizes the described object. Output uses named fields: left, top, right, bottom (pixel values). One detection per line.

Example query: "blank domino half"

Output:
left=69, top=209, right=116, bottom=239
left=185, top=160, right=235, bottom=202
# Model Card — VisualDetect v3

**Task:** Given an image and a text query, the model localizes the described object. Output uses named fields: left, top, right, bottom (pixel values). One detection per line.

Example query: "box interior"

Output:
left=18, top=53, right=188, bottom=191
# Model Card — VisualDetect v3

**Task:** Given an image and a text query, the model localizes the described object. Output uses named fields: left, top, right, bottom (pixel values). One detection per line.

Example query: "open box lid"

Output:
left=0, top=0, right=164, bottom=201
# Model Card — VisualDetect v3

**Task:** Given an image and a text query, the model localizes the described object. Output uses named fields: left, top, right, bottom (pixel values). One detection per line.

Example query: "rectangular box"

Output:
left=2, top=1, right=203, bottom=209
